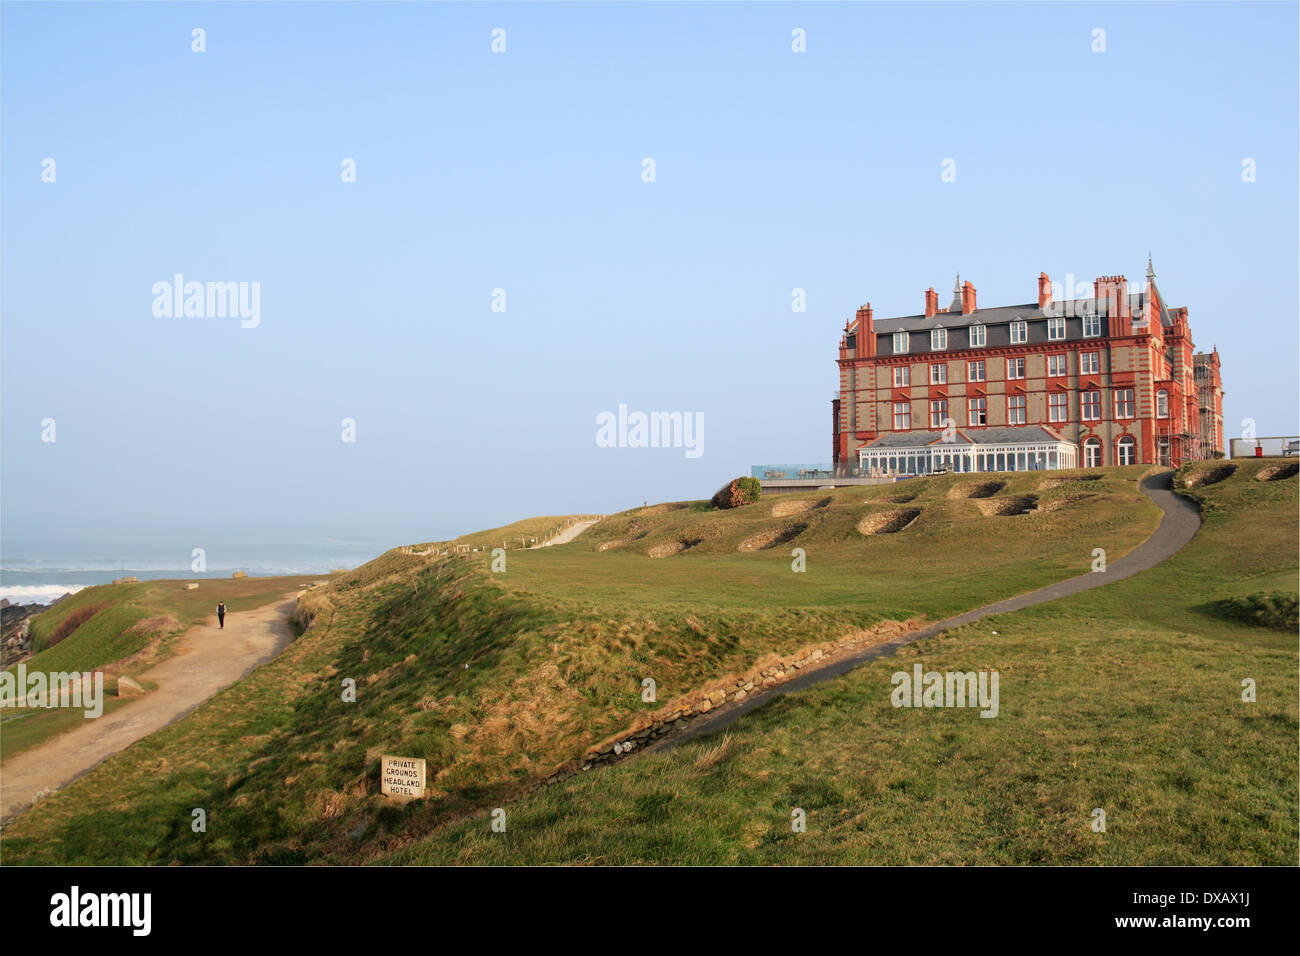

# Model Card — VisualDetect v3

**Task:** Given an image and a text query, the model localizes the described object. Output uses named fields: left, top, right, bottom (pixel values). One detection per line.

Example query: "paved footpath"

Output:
left=648, top=470, right=1202, bottom=754
left=1, top=598, right=297, bottom=821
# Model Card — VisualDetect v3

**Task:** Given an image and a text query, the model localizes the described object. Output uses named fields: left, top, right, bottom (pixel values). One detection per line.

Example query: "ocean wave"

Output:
left=0, top=584, right=87, bottom=604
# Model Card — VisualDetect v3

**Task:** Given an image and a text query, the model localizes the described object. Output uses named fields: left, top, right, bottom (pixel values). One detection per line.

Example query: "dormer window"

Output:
left=931, top=327, right=947, bottom=350
left=1010, top=320, right=1028, bottom=344
left=1082, top=312, right=1101, bottom=337
left=968, top=324, right=986, bottom=347
left=893, top=331, right=909, bottom=354
left=1047, top=316, right=1066, bottom=340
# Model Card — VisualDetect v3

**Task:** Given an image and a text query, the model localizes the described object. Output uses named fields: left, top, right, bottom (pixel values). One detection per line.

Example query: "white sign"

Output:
left=380, top=755, right=426, bottom=802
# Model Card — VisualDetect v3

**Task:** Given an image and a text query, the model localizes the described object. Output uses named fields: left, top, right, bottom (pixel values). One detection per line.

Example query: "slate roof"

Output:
left=862, top=426, right=1070, bottom=449
left=872, top=293, right=1153, bottom=334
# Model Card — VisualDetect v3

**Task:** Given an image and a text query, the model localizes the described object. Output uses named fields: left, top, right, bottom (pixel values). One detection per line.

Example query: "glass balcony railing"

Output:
left=751, top=463, right=870, bottom=480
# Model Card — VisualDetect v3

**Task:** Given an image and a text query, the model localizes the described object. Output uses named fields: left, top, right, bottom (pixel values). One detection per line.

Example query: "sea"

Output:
left=0, top=528, right=402, bottom=605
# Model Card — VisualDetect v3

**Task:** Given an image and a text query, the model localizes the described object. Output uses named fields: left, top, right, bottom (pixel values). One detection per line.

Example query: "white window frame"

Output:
left=893, top=401, right=910, bottom=430
left=1007, top=394, right=1027, bottom=425
left=929, top=399, right=948, bottom=429
left=968, top=396, right=986, bottom=426
left=930, top=363, right=947, bottom=385
left=893, top=331, right=910, bottom=354
left=893, top=366, right=910, bottom=388
left=1080, top=351, right=1099, bottom=375
left=1117, top=436, right=1136, bottom=466
left=931, top=328, right=947, bottom=350
left=1081, top=390, right=1101, bottom=421
left=1047, top=354, right=1067, bottom=377
left=968, top=360, right=985, bottom=382
left=1082, top=312, right=1101, bottom=338
left=1010, top=320, right=1028, bottom=344
left=1084, top=438, right=1102, bottom=467
left=1047, top=316, right=1066, bottom=340
left=1006, top=357, right=1025, bottom=380
left=968, top=324, right=986, bottom=348
left=1115, top=388, right=1135, bottom=420
left=1048, top=391, right=1068, bottom=423
left=1156, top=389, right=1169, bottom=418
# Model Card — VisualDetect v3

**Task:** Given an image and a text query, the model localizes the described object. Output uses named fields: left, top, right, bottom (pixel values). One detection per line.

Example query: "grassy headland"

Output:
left=1, top=467, right=1182, bottom=863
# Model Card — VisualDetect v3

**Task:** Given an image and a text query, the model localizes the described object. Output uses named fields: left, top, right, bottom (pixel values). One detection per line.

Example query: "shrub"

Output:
left=1208, top=592, right=1298, bottom=631
left=711, top=476, right=762, bottom=509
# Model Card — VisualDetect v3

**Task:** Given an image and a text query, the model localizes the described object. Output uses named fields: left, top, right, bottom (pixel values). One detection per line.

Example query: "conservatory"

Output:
left=857, top=426, right=1079, bottom=476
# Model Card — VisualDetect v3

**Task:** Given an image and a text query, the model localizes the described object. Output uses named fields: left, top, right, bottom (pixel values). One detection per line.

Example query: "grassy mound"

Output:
left=974, top=495, right=1039, bottom=517
left=1256, top=463, right=1298, bottom=482
left=1, top=467, right=1164, bottom=864
left=856, top=508, right=922, bottom=534
left=373, top=458, right=1295, bottom=865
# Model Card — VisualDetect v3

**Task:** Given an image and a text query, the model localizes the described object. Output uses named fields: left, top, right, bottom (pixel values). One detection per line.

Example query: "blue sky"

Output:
left=3, top=1, right=1296, bottom=544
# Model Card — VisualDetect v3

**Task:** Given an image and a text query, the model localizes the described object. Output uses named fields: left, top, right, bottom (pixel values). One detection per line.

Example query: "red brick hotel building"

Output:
left=833, top=261, right=1225, bottom=473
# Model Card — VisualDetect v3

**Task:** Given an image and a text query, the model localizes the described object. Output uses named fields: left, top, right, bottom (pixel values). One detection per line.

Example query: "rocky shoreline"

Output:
left=1, top=595, right=71, bottom=667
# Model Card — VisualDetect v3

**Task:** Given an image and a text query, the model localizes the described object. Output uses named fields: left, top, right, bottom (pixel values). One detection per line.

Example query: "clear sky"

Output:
left=3, top=1, right=1297, bottom=545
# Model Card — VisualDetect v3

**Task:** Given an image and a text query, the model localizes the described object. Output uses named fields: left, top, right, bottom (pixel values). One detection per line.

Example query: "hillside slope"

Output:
left=378, top=459, right=1298, bottom=865
left=2, top=468, right=1166, bottom=863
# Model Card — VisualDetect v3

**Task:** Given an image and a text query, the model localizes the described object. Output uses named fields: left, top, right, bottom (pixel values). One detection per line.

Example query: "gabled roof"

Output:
left=863, top=425, right=1069, bottom=449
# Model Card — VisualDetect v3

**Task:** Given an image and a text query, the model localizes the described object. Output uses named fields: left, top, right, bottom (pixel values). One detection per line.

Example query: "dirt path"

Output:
left=0, top=597, right=297, bottom=821
left=645, top=470, right=1202, bottom=754
left=541, top=519, right=599, bottom=547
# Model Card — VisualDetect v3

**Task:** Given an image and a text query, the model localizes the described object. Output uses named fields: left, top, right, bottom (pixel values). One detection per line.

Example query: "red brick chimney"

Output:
left=924, top=287, right=938, bottom=318
left=855, top=302, right=876, bottom=357
left=1037, top=272, right=1051, bottom=309
left=1095, top=275, right=1131, bottom=336
left=961, top=281, right=976, bottom=315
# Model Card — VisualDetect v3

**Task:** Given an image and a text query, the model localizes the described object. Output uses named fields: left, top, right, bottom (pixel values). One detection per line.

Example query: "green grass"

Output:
left=0, top=466, right=1172, bottom=863
left=373, top=459, right=1298, bottom=865
left=2, top=575, right=320, bottom=761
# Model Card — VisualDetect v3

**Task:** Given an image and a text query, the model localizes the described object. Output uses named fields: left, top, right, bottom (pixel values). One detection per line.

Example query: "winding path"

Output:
left=0, top=597, right=297, bottom=821
left=647, top=470, right=1201, bottom=753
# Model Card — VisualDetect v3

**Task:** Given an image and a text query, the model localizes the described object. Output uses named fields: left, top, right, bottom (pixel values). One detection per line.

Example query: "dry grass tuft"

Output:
left=124, top=615, right=181, bottom=635
left=694, top=733, right=734, bottom=770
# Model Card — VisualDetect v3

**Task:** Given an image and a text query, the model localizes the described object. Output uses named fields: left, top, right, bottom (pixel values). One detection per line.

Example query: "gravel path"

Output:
left=1, top=597, right=297, bottom=821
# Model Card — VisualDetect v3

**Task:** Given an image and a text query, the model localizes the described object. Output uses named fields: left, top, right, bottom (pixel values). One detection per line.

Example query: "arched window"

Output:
left=1083, top=438, right=1102, bottom=468
left=1156, top=389, right=1169, bottom=418
left=1117, top=435, right=1136, bottom=466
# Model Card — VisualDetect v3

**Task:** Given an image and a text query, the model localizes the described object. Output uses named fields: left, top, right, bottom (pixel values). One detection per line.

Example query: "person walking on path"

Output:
left=216, top=601, right=226, bottom=629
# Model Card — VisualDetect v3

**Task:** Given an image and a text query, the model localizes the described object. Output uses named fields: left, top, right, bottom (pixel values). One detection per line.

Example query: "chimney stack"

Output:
left=1037, top=272, right=1052, bottom=309
left=961, top=281, right=977, bottom=315
left=925, top=287, right=938, bottom=318
left=854, top=302, right=876, bottom=357
left=1095, top=275, right=1131, bottom=335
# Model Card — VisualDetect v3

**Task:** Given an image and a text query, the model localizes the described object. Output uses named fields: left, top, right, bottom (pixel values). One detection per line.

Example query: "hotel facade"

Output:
left=833, top=262, right=1225, bottom=473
